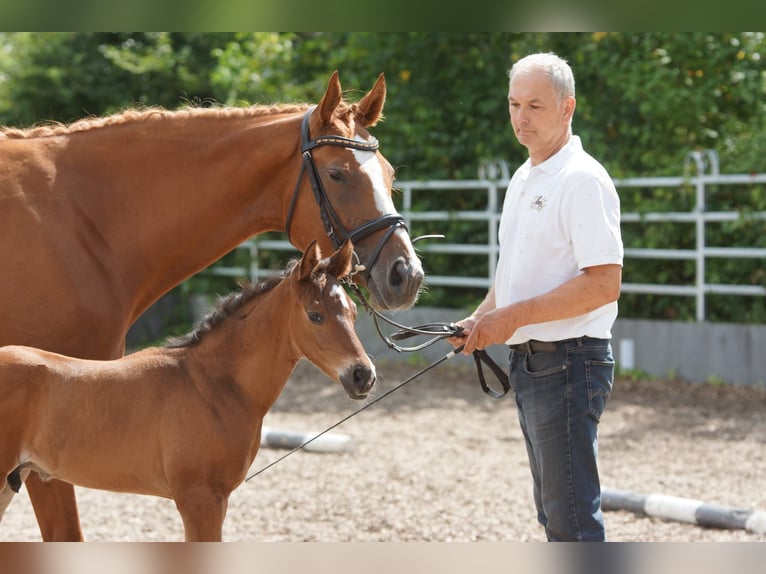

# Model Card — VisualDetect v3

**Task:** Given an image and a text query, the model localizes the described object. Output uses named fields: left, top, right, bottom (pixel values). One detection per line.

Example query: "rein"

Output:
left=284, top=107, right=407, bottom=283
left=244, top=269, right=510, bottom=482
left=345, top=278, right=510, bottom=400
left=245, top=344, right=463, bottom=482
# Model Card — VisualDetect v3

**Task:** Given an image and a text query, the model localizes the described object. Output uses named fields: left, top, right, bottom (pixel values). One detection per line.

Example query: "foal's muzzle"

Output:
left=341, top=363, right=376, bottom=399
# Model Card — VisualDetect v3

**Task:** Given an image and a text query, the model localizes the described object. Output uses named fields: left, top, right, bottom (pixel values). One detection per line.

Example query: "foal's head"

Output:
left=286, top=239, right=376, bottom=399
left=167, top=240, right=374, bottom=399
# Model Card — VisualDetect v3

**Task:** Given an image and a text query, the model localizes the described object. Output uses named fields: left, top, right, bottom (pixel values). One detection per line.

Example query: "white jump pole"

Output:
left=602, top=487, right=766, bottom=535
left=260, top=426, right=355, bottom=453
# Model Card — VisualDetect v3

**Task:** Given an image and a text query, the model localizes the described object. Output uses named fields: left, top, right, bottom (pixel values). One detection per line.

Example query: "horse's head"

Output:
left=288, top=239, right=376, bottom=400
left=286, top=71, right=424, bottom=312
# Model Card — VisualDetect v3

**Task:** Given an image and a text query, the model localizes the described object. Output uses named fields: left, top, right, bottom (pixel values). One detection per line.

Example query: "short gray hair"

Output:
left=508, top=52, right=575, bottom=101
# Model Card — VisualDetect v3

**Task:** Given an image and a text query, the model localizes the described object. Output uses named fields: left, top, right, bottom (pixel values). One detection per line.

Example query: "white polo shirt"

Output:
left=494, top=135, right=623, bottom=344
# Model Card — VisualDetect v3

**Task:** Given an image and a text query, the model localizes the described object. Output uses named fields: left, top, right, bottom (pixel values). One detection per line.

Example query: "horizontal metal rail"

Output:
left=205, top=155, right=765, bottom=322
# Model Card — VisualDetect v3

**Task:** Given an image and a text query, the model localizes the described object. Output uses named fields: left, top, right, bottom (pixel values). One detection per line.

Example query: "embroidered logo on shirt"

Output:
left=530, top=195, right=546, bottom=212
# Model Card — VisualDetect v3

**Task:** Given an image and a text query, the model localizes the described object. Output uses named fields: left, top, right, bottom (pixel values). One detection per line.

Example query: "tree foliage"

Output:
left=3, top=32, right=764, bottom=177
left=0, top=33, right=231, bottom=124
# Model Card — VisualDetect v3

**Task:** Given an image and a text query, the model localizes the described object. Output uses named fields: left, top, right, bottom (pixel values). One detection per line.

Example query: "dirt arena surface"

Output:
left=3, top=358, right=766, bottom=542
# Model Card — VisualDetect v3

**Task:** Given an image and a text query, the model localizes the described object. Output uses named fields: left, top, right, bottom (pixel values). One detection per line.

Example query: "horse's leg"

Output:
left=0, top=465, right=25, bottom=523
left=24, top=474, right=83, bottom=541
left=174, top=490, right=229, bottom=542
left=0, top=484, right=15, bottom=524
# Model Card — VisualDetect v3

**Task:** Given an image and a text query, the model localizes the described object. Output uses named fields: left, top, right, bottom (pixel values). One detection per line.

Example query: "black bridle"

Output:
left=285, top=107, right=407, bottom=283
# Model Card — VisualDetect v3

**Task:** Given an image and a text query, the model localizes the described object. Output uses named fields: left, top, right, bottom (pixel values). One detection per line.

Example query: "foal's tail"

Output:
left=6, top=465, right=22, bottom=493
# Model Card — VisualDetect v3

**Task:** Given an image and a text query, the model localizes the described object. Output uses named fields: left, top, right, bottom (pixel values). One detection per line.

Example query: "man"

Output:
left=455, top=52, right=623, bottom=541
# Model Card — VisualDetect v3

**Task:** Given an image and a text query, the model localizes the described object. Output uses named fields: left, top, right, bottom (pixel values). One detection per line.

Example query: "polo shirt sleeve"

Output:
left=563, top=172, right=624, bottom=270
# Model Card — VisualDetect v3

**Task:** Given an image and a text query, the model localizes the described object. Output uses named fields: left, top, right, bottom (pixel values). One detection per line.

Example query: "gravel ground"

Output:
left=3, top=358, right=766, bottom=542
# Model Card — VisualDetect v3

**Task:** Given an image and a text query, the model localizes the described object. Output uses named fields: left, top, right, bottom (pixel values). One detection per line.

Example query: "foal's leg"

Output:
left=174, top=490, right=229, bottom=541
left=25, top=475, right=83, bottom=541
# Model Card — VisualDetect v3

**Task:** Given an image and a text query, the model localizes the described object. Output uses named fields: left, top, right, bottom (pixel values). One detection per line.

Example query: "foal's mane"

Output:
left=165, top=261, right=298, bottom=349
left=0, top=102, right=318, bottom=140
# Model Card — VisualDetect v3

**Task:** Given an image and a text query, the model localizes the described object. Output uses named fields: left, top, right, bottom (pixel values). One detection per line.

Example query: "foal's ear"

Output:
left=354, top=73, right=386, bottom=127
left=327, top=239, right=354, bottom=280
left=317, top=70, right=342, bottom=126
left=299, top=240, right=322, bottom=280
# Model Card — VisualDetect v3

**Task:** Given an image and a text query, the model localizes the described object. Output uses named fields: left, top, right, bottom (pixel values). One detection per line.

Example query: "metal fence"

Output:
left=211, top=151, right=766, bottom=322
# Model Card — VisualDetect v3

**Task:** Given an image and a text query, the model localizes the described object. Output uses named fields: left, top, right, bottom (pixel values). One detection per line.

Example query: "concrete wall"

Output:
left=355, top=308, right=766, bottom=387
left=612, top=319, right=766, bottom=386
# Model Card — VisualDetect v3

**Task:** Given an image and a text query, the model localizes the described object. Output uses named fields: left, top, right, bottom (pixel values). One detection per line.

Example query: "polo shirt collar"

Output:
left=531, top=135, right=581, bottom=175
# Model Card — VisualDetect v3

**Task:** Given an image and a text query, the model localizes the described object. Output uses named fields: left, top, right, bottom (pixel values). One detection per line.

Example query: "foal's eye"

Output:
left=307, top=311, right=324, bottom=325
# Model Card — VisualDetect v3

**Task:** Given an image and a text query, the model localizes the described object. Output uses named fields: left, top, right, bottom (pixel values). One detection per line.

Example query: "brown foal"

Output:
left=0, top=240, right=375, bottom=541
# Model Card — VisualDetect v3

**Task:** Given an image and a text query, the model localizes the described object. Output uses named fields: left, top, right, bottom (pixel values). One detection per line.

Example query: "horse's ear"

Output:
left=327, top=239, right=354, bottom=280
left=354, top=73, right=386, bottom=128
left=299, top=240, right=322, bottom=280
left=317, top=70, right=342, bottom=126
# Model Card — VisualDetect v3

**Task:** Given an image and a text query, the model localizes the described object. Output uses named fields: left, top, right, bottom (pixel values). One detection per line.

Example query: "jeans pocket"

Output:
left=523, top=352, right=566, bottom=377
left=585, top=359, right=614, bottom=421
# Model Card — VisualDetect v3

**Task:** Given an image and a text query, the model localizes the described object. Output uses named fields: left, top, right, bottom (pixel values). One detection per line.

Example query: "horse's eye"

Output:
left=308, top=311, right=324, bottom=325
left=328, top=169, right=344, bottom=182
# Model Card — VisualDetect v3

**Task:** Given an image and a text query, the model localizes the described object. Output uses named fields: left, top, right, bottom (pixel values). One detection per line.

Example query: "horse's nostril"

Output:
left=353, top=364, right=373, bottom=387
left=389, top=259, right=407, bottom=289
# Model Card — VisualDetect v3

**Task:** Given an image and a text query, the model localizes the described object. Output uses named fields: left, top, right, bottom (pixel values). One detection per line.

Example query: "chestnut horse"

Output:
left=0, top=71, right=422, bottom=540
left=0, top=240, right=374, bottom=541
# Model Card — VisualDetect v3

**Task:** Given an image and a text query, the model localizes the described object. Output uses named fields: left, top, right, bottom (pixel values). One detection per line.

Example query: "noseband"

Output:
left=285, top=107, right=407, bottom=282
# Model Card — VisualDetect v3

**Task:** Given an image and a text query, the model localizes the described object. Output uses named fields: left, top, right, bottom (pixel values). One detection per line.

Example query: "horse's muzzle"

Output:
left=341, top=363, right=376, bottom=399
left=368, top=255, right=424, bottom=311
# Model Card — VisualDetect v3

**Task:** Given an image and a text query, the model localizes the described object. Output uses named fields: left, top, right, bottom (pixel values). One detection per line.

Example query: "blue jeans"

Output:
left=508, top=337, right=614, bottom=542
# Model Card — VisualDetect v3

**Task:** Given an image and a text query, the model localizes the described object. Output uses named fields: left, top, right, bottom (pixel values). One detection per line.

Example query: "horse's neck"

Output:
left=187, top=294, right=298, bottom=416
left=61, top=109, right=303, bottom=321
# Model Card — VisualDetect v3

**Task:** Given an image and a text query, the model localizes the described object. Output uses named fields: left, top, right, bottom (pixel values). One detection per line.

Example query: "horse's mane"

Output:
left=165, top=260, right=299, bottom=349
left=0, top=102, right=318, bottom=140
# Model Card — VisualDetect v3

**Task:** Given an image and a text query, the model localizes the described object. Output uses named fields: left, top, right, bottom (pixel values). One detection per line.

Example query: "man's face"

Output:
left=508, top=67, right=574, bottom=160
